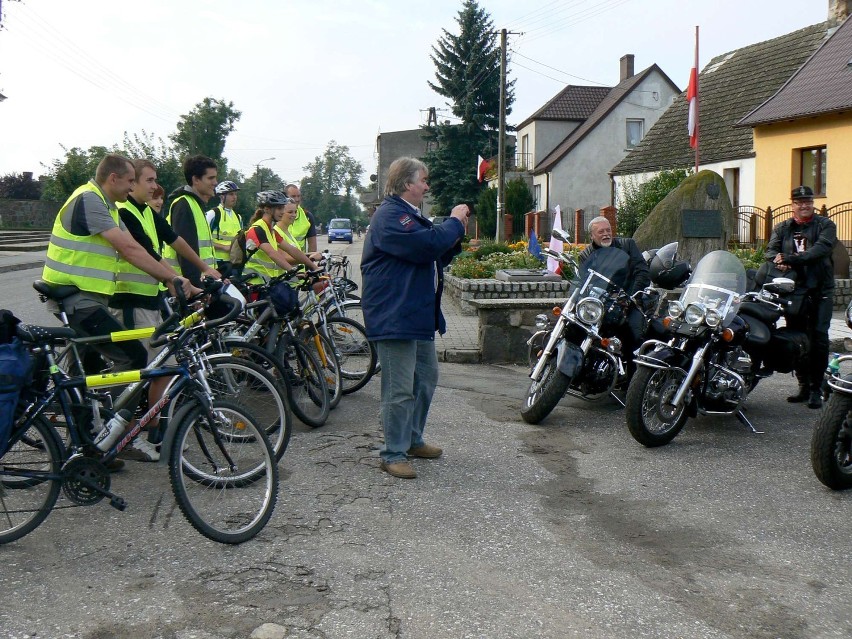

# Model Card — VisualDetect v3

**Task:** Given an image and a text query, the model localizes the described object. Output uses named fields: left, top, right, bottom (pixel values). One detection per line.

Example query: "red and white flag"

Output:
left=547, top=205, right=563, bottom=276
left=687, top=66, right=698, bottom=148
left=477, top=155, right=489, bottom=182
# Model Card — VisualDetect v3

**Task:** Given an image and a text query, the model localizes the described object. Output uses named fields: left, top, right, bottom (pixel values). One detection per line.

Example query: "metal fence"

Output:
left=732, top=202, right=852, bottom=250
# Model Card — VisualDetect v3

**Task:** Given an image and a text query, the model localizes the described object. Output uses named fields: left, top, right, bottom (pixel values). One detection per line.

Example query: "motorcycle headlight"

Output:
left=534, top=314, right=551, bottom=329
left=684, top=303, right=706, bottom=326
left=705, top=309, right=722, bottom=328
left=576, top=297, right=604, bottom=325
left=668, top=301, right=684, bottom=319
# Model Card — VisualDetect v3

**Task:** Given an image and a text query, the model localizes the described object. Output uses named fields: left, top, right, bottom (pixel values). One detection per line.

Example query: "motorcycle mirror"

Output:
left=766, top=277, right=796, bottom=294
left=551, top=228, right=572, bottom=243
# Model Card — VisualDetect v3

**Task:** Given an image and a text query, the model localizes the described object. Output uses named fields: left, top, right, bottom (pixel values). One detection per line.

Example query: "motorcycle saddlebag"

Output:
left=764, top=328, right=808, bottom=373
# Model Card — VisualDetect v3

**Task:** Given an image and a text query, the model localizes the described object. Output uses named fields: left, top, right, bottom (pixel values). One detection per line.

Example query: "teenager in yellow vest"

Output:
left=243, top=191, right=320, bottom=284
left=163, top=155, right=219, bottom=285
left=284, top=184, right=319, bottom=253
left=207, top=180, right=243, bottom=275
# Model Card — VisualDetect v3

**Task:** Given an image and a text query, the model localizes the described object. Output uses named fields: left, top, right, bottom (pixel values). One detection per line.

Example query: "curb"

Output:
left=439, top=348, right=481, bottom=364
left=0, top=260, right=44, bottom=274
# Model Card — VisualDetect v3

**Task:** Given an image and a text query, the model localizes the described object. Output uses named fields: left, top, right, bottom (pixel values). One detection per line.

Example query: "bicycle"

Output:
left=34, top=280, right=293, bottom=462
left=0, top=286, right=278, bottom=545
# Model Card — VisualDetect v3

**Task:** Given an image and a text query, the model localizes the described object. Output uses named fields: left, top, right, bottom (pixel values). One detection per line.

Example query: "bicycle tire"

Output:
left=275, top=339, right=330, bottom=428
left=169, top=400, right=278, bottom=544
left=324, top=300, right=380, bottom=375
left=322, top=316, right=377, bottom=394
left=300, top=329, right=343, bottom=410
left=0, top=416, right=64, bottom=544
left=219, top=340, right=296, bottom=458
left=163, top=355, right=291, bottom=462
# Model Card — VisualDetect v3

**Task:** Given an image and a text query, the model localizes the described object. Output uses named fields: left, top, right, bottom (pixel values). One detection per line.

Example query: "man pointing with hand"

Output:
left=361, top=157, right=469, bottom=479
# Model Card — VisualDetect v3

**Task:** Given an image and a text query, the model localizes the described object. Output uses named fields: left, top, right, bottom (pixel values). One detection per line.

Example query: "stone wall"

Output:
left=834, top=280, right=852, bottom=310
left=445, top=273, right=570, bottom=315
left=472, top=298, right=556, bottom=364
left=0, top=199, right=59, bottom=229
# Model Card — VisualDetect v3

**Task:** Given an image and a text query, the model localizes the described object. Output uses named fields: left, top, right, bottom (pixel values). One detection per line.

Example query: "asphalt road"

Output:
left=1, top=247, right=851, bottom=639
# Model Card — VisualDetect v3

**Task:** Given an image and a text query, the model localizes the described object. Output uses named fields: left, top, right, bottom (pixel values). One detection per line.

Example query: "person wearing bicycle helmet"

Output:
left=206, top=180, right=243, bottom=276
left=242, top=191, right=319, bottom=284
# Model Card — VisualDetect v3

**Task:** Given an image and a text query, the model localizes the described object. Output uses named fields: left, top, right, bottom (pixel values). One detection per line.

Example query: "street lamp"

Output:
left=256, top=157, right=275, bottom=192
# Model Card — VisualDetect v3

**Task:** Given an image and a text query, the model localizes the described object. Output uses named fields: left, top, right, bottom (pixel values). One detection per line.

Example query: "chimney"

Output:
left=829, top=0, right=851, bottom=25
left=620, top=54, right=635, bottom=81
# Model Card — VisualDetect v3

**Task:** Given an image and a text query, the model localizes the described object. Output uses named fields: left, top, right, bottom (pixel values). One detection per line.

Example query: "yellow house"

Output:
left=739, top=16, right=852, bottom=209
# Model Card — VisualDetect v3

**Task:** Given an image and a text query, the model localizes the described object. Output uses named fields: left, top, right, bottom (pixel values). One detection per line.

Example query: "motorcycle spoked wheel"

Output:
left=810, top=392, right=852, bottom=490
left=625, top=367, right=689, bottom=447
left=521, top=353, right=570, bottom=425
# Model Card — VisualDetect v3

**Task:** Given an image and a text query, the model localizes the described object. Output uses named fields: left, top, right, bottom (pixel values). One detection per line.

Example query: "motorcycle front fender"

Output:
left=635, top=340, right=690, bottom=371
left=556, top=340, right=584, bottom=379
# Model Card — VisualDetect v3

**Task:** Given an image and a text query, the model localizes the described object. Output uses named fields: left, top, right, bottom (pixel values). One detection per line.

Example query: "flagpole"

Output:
left=694, top=25, right=700, bottom=173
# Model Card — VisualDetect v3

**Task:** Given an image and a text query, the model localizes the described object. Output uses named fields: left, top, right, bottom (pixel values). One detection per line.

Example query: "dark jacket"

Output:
left=360, top=195, right=464, bottom=341
left=168, top=186, right=211, bottom=286
left=765, top=214, right=836, bottom=293
left=579, top=237, right=650, bottom=295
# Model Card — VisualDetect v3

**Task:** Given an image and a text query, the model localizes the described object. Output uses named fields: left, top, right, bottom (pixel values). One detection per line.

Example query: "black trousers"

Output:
left=67, top=304, right=148, bottom=373
left=786, top=291, right=833, bottom=390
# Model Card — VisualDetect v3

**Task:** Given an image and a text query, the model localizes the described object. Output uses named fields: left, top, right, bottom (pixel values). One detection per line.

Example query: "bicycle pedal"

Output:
left=109, top=496, right=128, bottom=511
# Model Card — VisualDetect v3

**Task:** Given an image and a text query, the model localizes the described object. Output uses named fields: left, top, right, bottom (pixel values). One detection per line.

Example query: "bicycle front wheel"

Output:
left=323, top=317, right=377, bottom=394
left=164, top=355, right=291, bottom=462
left=276, top=339, right=330, bottom=428
left=0, top=416, right=64, bottom=544
left=169, top=400, right=278, bottom=544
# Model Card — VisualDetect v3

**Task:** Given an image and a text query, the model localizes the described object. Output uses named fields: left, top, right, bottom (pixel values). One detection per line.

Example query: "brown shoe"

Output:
left=408, top=443, right=443, bottom=459
left=381, top=460, right=416, bottom=479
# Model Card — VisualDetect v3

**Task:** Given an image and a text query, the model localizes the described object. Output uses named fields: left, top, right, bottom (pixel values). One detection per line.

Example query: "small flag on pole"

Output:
left=528, top=229, right=543, bottom=259
left=547, top=205, right=563, bottom=276
left=477, top=155, right=489, bottom=182
left=687, top=66, right=698, bottom=149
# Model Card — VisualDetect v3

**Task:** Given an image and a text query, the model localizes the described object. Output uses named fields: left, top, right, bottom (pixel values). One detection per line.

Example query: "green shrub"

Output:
left=617, top=168, right=691, bottom=236
left=729, top=244, right=765, bottom=271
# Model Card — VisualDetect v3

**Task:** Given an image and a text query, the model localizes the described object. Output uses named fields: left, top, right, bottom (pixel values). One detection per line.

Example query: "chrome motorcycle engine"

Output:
left=575, top=348, right=618, bottom=395
left=704, top=350, right=752, bottom=409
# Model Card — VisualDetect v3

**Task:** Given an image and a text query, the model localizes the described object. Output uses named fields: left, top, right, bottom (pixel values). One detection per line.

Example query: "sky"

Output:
left=0, top=0, right=831, bottom=187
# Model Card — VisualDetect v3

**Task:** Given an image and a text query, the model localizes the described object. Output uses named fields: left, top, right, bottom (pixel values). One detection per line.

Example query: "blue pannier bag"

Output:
left=269, top=281, right=299, bottom=315
left=0, top=310, right=33, bottom=457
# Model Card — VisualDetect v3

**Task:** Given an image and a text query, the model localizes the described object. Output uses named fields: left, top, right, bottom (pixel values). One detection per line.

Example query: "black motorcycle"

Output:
left=520, top=231, right=688, bottom=425
left=625, top=249, right=805, bottom=447
left=811, top=301, right=852, bottom=490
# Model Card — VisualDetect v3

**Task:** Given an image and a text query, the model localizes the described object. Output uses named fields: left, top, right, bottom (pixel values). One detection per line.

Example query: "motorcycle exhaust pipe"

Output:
left=669, top=343, right=709, bottom=408
left=530, top=316, right=566, bottom=382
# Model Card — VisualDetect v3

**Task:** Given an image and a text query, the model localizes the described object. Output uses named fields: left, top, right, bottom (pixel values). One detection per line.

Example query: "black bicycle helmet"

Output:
left=256, top=190, right=292, bottom=206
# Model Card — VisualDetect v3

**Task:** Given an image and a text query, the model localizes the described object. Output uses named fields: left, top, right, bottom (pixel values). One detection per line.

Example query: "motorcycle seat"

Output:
left=743, top=315, right=771, bottom=346
left=739, top=301, right=782, bottom=325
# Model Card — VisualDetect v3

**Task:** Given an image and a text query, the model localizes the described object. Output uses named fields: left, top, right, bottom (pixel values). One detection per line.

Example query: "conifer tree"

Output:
left=423, top=0, right=514, bottom=212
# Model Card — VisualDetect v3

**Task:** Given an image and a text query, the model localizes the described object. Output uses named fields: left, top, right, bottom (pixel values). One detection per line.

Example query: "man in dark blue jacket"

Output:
left=361, top=157, right=470, bottom=479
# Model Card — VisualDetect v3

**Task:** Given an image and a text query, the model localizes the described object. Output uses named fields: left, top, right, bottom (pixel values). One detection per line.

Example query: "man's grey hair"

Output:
left=384, top=157, right=427, bottom=197
left=587, top=215, right=610, bottom=236
left=284, top=183, right=300, bottom=195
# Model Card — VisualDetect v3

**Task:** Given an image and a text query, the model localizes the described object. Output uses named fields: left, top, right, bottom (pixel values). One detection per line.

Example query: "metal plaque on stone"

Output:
left=681, top=210, right=722, bottom=238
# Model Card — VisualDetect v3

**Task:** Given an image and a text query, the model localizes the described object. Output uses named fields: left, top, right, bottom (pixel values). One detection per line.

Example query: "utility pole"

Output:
left=495, top=28, right=507, bottom=243
left=256, top=157, right=275, bottom=192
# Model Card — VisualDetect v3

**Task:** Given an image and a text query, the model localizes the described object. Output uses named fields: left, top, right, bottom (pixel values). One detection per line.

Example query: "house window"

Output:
left=800, top=146, right=827, bottom=196
left=534, top=184, right=541, bottom=211
left=626, top=119, right=644, bottom=149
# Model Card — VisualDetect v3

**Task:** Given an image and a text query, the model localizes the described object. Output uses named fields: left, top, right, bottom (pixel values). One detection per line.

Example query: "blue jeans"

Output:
left=374, top=339, right=439, bottom=463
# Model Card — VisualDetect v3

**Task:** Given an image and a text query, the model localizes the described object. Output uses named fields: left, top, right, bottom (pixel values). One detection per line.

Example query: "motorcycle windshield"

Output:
left=575, top=246, right=631, bottom=298
left=680, top=250, right=746, bottom=324
left=650, top=242, right=678, bottom=271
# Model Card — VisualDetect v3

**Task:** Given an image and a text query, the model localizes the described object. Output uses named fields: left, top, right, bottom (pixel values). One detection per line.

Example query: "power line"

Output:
left=518, top=0, right=634, bottom=43
left=509, top=49, right=608, bottom=85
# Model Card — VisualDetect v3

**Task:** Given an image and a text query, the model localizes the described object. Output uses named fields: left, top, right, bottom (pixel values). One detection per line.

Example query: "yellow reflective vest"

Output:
left=42, top=181, right=121, bottom=296
left=114, top=199, right=161, bottom=297
left=290, top=206, right=312, bottom=251
left=211, top=205, right=243, bottom=262
left=163, top=193, right=216, bottom=275
left=244, top=218, right=282, bottom=283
